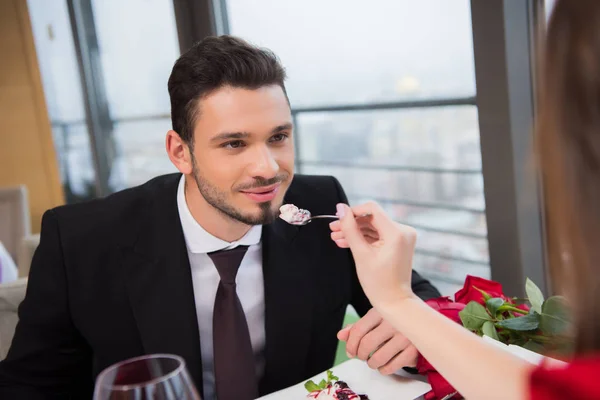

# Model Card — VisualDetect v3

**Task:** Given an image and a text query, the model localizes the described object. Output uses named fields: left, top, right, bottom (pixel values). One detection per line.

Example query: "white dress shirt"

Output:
left=177, top=175, right=265, bottom=400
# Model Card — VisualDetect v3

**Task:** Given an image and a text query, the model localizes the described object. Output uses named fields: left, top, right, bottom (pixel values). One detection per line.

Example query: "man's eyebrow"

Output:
left=209, top=123, right=292, bottom=143
left=271, top=123, right=293, bottom=133
left=209, top=132, right=251, bottom=143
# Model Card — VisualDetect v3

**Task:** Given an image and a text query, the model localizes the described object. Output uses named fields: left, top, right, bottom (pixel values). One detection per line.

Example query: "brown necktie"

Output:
left=208, top=245, right=258, bottom=400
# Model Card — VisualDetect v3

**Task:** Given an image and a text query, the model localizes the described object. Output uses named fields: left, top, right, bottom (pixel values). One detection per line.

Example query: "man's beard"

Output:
left=190, top=157, right=286, bottom=226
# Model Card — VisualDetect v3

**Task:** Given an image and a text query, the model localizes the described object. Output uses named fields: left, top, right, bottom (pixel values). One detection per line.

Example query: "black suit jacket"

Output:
left=0, top=174, right=440, bottom=399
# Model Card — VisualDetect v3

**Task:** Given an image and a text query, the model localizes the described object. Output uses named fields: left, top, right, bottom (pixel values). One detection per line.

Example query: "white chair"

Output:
left=0, top=186, right=31, bottom=264
left=0, top=241, right=18, bottom=283
left=0, top=277, right=27, bottom=360
left=16, top=233, right=40, bottom=278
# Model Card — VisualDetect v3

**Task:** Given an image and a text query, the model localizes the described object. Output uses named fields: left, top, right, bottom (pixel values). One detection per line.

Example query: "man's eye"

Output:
left=270, top=133, right=289, bottom=143
left=223, top=140, right=245, bottom=149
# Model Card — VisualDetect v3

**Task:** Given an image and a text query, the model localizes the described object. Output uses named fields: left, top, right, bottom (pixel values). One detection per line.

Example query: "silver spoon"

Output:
left=284, top=213, right=371, bottom=226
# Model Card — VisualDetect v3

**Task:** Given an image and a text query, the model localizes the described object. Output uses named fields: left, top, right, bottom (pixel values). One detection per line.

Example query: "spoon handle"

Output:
left=310, top=213, right=372, bottom=221
left=309, top=215, right=339, bottom=220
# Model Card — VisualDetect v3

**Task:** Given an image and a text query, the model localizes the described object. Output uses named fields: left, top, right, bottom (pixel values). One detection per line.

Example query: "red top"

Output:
left=530, top=355, right=600, bottom=399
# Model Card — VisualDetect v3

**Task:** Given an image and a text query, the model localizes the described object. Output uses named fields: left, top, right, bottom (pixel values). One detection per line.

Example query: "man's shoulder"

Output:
left=286, top=174, right=346, bottom=213
left=288, top=174, right=340, bottom=193
left=49, top=174, right=180, bottom=236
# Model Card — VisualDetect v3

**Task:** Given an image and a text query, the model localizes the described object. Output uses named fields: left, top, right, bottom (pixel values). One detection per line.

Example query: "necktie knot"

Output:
left=208, top=245, right=249, bottom=284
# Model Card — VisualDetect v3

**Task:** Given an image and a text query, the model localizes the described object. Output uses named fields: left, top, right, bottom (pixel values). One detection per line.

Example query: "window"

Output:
left=29, top=0, right=181, bottom=196
left=28, top=0, right=97, bottom=202
left=91, top=0, right=180, bottom=190
left=227, top=0, right=486, bottom=294
left=228, top=0, right=475, bottom=108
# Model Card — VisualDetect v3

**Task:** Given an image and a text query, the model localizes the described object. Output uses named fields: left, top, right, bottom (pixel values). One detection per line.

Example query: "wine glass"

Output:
left=93, top=354, right=201, bottom=400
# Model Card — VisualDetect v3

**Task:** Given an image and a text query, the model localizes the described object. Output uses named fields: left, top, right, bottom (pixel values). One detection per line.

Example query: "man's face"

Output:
left=189, top=85, right=294, bottom=225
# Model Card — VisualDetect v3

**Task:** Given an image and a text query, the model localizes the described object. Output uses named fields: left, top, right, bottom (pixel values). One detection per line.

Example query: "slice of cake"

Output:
left=305, top=370, right=369, bottom=400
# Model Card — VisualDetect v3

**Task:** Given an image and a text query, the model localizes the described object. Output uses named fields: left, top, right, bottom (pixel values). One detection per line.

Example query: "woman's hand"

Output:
left=331, top=202, right=417, bottom=308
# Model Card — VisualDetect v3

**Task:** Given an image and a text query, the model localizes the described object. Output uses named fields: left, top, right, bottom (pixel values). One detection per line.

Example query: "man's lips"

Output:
left=239, top=183, right=281, bottom=194
left=240, top=183, right=281, bottom=202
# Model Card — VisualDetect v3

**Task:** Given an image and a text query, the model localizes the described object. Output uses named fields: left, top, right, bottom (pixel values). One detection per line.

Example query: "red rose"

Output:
left=454, top=275, right=504, bottom=305
left=417, top=298, right=467, bottom=399
left=425, top=297, right=466, bottom=324
left=418, top=276, right=533, bottom=399
left=423, top=371, right=462, bottom=400
left=417, top=357, right=461, bottom=399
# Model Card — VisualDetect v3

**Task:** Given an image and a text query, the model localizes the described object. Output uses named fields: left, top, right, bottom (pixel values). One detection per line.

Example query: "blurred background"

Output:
left=1, top=0, right=556, bottom=297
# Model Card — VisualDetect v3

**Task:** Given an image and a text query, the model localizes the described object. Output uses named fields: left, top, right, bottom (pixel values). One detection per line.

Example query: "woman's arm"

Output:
left=331, top=202, right=535, bottom=400
left=379, top=296, right=533, bottom=400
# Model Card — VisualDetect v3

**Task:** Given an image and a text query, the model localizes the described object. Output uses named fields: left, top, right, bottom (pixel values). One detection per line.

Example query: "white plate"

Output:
left=257, top=359, right=432, bottom=400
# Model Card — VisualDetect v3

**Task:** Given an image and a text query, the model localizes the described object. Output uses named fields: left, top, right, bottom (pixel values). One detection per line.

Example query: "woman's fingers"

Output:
left=331, top=227, right=379, bottom=242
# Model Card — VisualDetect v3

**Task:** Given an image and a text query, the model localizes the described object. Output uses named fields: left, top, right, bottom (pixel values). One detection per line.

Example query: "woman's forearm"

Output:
left=378, top=297, right=534, bottom=400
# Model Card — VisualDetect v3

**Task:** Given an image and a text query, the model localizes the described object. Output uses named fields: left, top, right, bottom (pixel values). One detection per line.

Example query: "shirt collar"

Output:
left=177, top=175, right=262, bottom=254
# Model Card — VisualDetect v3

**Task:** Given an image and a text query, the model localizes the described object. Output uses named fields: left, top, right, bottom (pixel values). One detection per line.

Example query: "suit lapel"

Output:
left=260, top=217, right=316, bottom=393
left=123, top=174, right=204, bottom=394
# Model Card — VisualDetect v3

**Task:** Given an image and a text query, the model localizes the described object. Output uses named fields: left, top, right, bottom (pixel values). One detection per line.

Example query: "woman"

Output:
left=330, top=1, right=600, bottom=399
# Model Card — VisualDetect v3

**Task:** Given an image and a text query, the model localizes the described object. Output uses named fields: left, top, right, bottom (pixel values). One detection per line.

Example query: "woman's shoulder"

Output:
left=530, top=354, right=600, bottom=400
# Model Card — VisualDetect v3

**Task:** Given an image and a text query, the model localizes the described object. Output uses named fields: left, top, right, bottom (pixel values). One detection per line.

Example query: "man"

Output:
left=0, top=36, right=440, bottom=399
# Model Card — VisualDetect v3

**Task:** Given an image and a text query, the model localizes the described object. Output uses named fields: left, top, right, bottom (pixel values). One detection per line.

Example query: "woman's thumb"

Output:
left=336, top=203, right=368, bottom=252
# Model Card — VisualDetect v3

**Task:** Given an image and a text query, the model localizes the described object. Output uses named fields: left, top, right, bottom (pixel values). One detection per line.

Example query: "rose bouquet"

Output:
left=417, top=275, right=571, bottom=400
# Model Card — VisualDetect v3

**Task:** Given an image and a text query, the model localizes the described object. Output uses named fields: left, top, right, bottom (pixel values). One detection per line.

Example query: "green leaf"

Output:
left=539, top=296, right=570, bottom=336
left=523, top=340, right=546, bottom=355
left=482, top=321, right=500, bottom=341
left=305, top=380, right=321, bottom=393
left=305, top=370, right=341, bottom=393
left=459, top=301, right=492, bottom=330
left=326, top=370, right=339, bottom=383
left=526, top=278, right=544, bottom=314
left=486, top=298, right=505, bottom=317
left=496, top=312, right=540, bottom=331
left=305, top=370, right=340, bottom=393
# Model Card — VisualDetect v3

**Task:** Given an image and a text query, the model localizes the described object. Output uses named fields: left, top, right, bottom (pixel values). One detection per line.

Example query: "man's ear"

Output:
left=166, top=130, right=193, bottom=174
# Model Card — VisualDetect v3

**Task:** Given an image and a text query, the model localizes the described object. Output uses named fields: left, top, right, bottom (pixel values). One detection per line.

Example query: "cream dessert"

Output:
left=305, top=371, right=369, bottom=400
left=279, top=204, right=311, bottom=225
left=306, top=382, right=368, bottom=400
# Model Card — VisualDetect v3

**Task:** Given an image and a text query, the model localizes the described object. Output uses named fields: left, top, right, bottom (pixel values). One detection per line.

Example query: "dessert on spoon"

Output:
left=279, top=204, right=369, bottom=226
left=279, top=204, right=320, bottom=225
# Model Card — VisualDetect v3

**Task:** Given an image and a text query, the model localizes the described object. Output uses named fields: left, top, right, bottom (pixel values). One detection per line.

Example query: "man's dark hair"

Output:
left=168, top=35, right=287, bottom=146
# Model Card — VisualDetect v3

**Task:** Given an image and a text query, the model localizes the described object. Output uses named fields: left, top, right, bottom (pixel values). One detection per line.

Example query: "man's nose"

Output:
left=248, top=145, right=279, bottom=179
